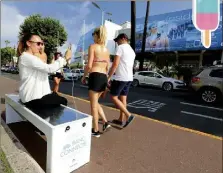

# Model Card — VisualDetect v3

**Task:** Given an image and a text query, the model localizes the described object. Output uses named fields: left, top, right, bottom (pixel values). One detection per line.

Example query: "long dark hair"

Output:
left=54, top=52, right=62, bottom=60
left=17, top=33, right=36, bottom=56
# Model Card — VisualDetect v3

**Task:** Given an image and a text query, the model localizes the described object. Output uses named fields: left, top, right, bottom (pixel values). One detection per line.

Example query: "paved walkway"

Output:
left=0, top=76, right=222, bottom=173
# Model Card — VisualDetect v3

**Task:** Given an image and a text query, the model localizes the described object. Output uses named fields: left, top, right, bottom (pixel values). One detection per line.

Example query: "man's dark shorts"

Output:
left=110, top=80, right=132, bottom=96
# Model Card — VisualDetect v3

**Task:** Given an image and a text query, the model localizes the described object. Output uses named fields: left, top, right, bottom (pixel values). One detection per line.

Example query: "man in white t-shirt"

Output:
left=108, top=33, right=136, bottom=128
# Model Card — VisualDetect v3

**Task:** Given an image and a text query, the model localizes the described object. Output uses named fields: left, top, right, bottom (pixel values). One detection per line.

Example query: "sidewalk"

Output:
left=0, top=76, right=222, bottom=173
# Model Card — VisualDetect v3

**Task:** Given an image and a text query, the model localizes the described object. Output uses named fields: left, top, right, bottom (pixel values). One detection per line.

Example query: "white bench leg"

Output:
left=5, top=104, right=25, bottom=124
left=45, top=123, right=92, bottom=173
left=46, top=131, right=61, bottom=173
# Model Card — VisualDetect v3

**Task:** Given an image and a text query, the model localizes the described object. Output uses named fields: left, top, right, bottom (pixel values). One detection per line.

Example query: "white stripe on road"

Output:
left=80, top=85, right=88, bottom=88
left=181, top=111, right=223, bottom=122
left=180, top=102, right=223, bottom=111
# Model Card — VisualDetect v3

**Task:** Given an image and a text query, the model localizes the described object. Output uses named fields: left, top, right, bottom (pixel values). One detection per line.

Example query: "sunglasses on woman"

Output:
left=92, top=31, right=99, bottom=36
left=29, top=40, right=44, bottom=46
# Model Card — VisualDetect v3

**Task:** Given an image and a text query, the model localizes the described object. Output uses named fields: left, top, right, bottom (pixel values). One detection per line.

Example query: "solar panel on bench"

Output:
left=8, top=95, right=88, bottom=126
left=33, top=106, right=88, bottom=126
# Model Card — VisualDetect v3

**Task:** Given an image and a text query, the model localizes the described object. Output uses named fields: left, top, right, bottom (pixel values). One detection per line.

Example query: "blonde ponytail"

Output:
left=94, top=25, right=107, bottom=45
left=99, top=25, right=107, bottom=45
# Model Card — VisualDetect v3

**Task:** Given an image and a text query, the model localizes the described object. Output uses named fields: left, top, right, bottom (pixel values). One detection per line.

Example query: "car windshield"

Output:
left=157, top=72, right=168, bottom=77
left=80, top=70, right=84, bottom=73
left=63, top=69, right=72, bottom=73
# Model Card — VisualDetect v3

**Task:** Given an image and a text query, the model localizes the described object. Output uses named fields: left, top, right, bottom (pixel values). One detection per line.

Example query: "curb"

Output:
left=0, top=117, right=45, bottom=173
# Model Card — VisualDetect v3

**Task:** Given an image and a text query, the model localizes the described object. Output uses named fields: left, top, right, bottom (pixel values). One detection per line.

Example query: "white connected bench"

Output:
left=5, top=94, right=92, bottom=173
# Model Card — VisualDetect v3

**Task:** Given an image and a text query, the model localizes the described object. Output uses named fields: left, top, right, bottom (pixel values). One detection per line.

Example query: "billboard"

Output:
left=74, top=20, right=122, bottom=59
left=74, top=28, right=94, bottom=59
left=135, top=3, right=223, bottom=52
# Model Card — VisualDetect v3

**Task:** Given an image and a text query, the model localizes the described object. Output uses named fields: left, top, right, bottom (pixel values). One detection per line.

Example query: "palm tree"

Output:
left=141, top=1, right=150, bottom=52
left=139, top=0, right=150, bottom=70
left=130, top=1, right=136, bottom=51
left=5, top=40, right=10, bottom=47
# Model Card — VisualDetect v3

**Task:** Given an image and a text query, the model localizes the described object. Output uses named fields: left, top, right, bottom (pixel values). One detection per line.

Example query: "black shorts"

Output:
left=110, top=80, right=132, bottom=96
left=88, top=72, right=107, bottom=92
left=52, top=72, right=63, bottom=79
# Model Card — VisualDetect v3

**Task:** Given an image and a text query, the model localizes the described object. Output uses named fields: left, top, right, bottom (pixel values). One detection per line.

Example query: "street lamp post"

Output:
left=92, top=2, right=112, bottom=25
left=101, top=11, right=104, bottom=25
left=82, top=20, right=85, bottom=65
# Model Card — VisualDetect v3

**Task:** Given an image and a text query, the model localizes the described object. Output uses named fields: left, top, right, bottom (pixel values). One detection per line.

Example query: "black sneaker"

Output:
left=92, top=129, right=101, bottom=138
left=103, top=122, right=111, bottom=132
left=111, top=119, right=125, bottom=126
left=123, top=115, right=135, bottom=128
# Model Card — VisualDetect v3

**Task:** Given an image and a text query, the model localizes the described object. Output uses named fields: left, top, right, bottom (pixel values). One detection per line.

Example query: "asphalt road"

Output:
left=53, top=79, right=223, bottom=137
left=1, top=72, right=223, bottom=137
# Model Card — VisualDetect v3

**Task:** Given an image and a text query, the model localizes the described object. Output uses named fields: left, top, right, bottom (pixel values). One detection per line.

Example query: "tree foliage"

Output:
left=1, top=47, right=16, bottom=65
left=69, top=63, right=83, bottom=69
left=5, top=40, right=10, bottom=47
left=18, top=14, right=68, bottom=63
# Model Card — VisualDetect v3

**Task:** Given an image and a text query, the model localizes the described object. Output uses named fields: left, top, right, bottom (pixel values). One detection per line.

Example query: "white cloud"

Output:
left=1, top=3, right=26, bottom=47
left=1, top=1, right=96, bottom=60
left=82, top=22, right=96, bottom=35
left=61, top=2, right=96, bottom=56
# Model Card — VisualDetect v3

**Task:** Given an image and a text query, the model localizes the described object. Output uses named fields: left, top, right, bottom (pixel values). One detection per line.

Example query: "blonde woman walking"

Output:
left=81, top=26, right=111, bottom=138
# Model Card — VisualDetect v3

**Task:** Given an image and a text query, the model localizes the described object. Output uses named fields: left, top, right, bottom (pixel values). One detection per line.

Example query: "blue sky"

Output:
left=1, top=1, right=192, bottom=56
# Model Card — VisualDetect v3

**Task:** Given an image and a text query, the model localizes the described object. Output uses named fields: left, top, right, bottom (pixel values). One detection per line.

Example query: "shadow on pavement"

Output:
left=1, top=111, right=47, bottom=171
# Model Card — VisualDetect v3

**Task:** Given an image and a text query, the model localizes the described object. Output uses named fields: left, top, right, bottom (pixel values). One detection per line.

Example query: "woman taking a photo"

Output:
left=81, top=26, right=111, bottom=138
left=17, top=33, right=71, bottom=110
left=52, top=52, right=64, bottom=93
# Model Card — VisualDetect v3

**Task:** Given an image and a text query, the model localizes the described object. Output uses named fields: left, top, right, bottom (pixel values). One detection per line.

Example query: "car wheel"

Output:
left=162, top=82, right=173, bottom=91
left=200, top=88, right=219, bottom=104
left=132, top=79, right=139, bottom=87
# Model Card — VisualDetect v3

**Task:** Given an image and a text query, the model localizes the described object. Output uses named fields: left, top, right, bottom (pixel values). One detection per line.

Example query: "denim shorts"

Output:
left=110, top=80, right=132, bottom=96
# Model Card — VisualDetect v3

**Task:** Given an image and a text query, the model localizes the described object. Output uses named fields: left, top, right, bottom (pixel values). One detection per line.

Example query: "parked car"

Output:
left=9, top=67, right=19, bottom=74
left=190, top=67, right=223, bottom=104
left=1, top=66, right=19, bottom=74
left=132, top=71, right=186, bottom=91
left=72, top=69, right=84, bottom=79
left=62, top=68, right=78, bottom=81
left=49, top=68, right=78, bottom=81
left=2, top=66, right=11, bottom=72
left=1, top=66, right=9, bottom=72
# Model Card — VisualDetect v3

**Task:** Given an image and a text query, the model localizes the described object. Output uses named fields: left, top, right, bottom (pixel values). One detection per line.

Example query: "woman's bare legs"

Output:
left=97, top=92, right=108, bottom=124
left=98, top=103, right=108, bottom=124
left=53, top=77, right=61, bottom=92
left=89, top=90, right=100, bottom=132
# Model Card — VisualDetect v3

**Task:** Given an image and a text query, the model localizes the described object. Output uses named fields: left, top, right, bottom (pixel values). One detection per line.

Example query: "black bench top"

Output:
left=7, top=95, right=89, bottom=126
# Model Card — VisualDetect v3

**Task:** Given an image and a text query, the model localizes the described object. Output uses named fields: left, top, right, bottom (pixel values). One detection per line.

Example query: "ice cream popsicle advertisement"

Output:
left=192, top=0, right=221, bottom=48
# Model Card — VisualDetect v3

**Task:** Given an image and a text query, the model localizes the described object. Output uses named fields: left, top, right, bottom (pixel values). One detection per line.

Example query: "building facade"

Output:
left=135, top=3, right=223, bottom=68
left=74, top=20, right=131, bottom=65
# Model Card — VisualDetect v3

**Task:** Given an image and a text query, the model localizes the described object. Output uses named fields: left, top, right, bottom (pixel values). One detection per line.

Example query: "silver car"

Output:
left=190, top=67, right=223, bottom=104
left=62, top=68, right=78, bottom=81
left=132, top=71, right=186, bottom=91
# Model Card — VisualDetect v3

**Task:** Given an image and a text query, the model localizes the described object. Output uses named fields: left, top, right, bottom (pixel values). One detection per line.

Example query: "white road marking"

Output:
left=127, top=99, right=166, bottom=112
left=181, top=111, right=223, bottom=122
left=79, top=85, right=88, bottom=88
left=180, top=102, right=223, bottom=111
